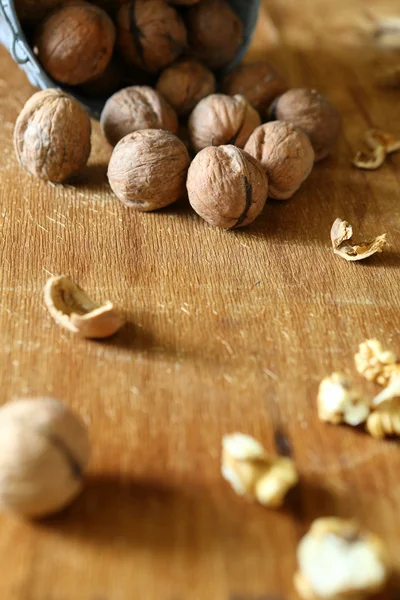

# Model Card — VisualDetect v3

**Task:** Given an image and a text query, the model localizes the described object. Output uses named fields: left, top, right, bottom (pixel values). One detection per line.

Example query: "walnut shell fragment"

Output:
left=330, top=218, right=387, bottom=262
left=44, top=276, right=123, bottom=339
left=352, top=146, right=386, bottom=170
left=352, top=128, right=400, bottom=170
left=317, top=372, right=370, bottom=426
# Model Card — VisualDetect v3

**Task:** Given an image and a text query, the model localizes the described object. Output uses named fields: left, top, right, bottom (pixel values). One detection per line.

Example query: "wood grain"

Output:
left=1, top=0, right=400, bottom=598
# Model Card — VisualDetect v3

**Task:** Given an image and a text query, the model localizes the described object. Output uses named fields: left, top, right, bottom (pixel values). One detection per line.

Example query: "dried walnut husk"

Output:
left=44, top=275, right=123, bottom=339
left=317, top=372, right=370, bottom=426
left=100, top=86, right=178, bottom=146
left=188, top=94, right=261, bottom=153
left=108, top=129, right=190, bottom=211
left=331, top=218, right=387, bottom=262
left=14, top=89, right=91, bottom=183
left=156, top=58, right=216, bottom=116
left=34, top=1, right=116, bottom=85
left=187, top=145, right=268, bottom=229
left=117, top=0, right=187, bottom=73
left=0, top=397, right=89, bottom=518
left=244, top=121, right=315, bottom=200
left=221, top=433, right=298, bottom=507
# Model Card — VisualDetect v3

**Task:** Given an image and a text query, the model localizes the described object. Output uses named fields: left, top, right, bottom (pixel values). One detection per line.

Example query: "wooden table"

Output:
left=0, top=0, right=400, bottom=598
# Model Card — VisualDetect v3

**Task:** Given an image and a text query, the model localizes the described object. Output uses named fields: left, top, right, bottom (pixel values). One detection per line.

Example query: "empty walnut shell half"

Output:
left=44, top=276, right=123, bottom=339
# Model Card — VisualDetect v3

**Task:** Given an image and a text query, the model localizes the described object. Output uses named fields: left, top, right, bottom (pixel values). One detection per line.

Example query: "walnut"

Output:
left=108, top=129, right=190, bottom=211
left=0, top=397, right=89, bottom=518
left=331, top=218, right=387, bottom=262
left=317, top=372, right=370, bottom=426
left=14, top=0, right=62, bottom=24
left=34, top=2, right=116, bottom=86
left=117, top=0, right=187, bottom=73
left=373, top=373, right=400, bottom=407
left=366, top=400, right=400, bottom=438
left=222, top=61, right=288, bottom=117
left=355, top=339, right=397, bottom=385
left=244, top=121, right=315, bottom=200
left=188, top=94, right=261, bottom=153
left=79, top=60, right=124, bottom=98
left=156, top=58, right=216, bottom=116
left=14, top=89, right=91, bottom=184
left=185, top=0, right=243, bottom=70
left=295, top=518, right=390, bottom=600
left=186, top=145, right=268, bottom=229
left=221, top=433, right=298, bottom=507
left=100, top=86, right=178, bottom=147
left=272, top=88, right=341, bottom=162
left=44, top=275, right=124, bottom=339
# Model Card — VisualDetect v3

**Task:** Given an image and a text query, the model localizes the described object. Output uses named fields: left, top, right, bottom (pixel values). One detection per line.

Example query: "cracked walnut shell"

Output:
left=244, top=121, right=315, bottom=200
left=44, top=275, right=124, bottom=339
left=100, top=86, right=178, bottom=147
left=295, top=518, right=390, bottom=600
left=317, top=372, right=370, bottom=426
left=187, top=145, right=268, bottom=229
left=14, top=89, right=91, bottom=183
left=0, top=397, right=89, bottom=518
left=221, top=433, right=298, bottom=507
left=108, top=129, right=190, bottom=211
left=188, top=94, right=261, bottom=153
left=331, top=219, right=387, bottom=262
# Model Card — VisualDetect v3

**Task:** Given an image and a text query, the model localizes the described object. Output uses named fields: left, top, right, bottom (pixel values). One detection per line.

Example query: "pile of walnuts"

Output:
left=14, top=0, right=342, bottom=229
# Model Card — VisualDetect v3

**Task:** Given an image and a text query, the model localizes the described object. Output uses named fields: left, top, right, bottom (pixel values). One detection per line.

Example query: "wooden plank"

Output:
left=0, top=0, right=400, bottom=598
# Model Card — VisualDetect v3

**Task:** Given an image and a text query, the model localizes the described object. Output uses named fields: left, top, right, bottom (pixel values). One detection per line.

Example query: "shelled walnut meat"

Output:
left=14, top=89, right=91, bottom=183
left=34, top=1, right=116, bottom=86
left=156, top=58, right=216, bottom=116
left=272, top=88, right=341, bottom=161
left=117, top=0, right=187, bottom=73
left=222, top=61, right=288, bottom=117
left=189, top=94, right=261, bottom=153
left=187, top=145, right=268, bottom=229
left=185, top=0, right=243, bottom=70
left=108, top=129, right=190, bottom=211
left=100, top=86, right=178, bottom=146
left=245, top=121, right=315, bottom=200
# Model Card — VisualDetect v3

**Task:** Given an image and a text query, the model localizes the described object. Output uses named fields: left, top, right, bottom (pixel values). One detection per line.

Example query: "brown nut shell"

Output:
left=189, top=94, right=261, bottom=153
left=34, top=1, right=116, bottom=85
left=108, top=129, right=190, bottom=211
left=187, top=145, right=268, bottom=229
left=273, top=88, right=341, bottom=162
left=101, top=86, right=178, bottom=146
left=14, top=89, right=91, bottom=183
left=44, top=275, right=124, bottom=339
left=185, top=0, right=243, bottom=70
left=117, top=0, right=187, bottom=73
left=156, top=58, right=216, bottom=116
left=222, top=61, right=288, bottom=116
left=244, top=121, right=315, bottom=200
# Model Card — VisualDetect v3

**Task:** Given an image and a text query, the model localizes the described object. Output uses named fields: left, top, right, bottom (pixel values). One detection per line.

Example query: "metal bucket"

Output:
left=0, top=0, right=260, bottom=119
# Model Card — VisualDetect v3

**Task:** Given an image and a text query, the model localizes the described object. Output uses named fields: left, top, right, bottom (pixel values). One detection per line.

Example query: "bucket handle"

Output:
left=0, top=0, right=30, bottom=64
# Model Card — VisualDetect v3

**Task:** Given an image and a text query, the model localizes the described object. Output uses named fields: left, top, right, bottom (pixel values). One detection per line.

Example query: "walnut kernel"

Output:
left=366, top=400, right=400, bottom=438
left=317, top=372, right=370, bottom=426
left=373, top=373, right=400, bottom=407
left=355, top=339, right=397, bottom=385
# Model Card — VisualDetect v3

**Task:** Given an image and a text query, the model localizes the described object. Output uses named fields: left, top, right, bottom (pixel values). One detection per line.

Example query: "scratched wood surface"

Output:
left=0, top=1, right=400, bottom=599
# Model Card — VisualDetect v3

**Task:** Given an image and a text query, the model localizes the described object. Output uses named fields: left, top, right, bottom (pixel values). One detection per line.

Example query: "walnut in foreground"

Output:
left=330, top=218, right=387, bottom=262
left=100, top=86, right=178, bottom=147
left=317, top=372, right=370, bottom=426
left=355, top=339, right=397, bottom=385
left=108, top=129, right=190, bottom=211
left=44, top=275, right=124, bottom=339
left=34, top=2, right=116, bottom=85
left=0, top=398, right=89, bottom=518
left=221, top=433, right=298, bottom=507
left=188, top=94, right=261, bottom=153
left=187, top=145, right=268, bottom=229
left=295, top=518, right=389, bottom=600
left=244, top=121, right=315, bottom=200
left=14, top=89, right=91, bottom=183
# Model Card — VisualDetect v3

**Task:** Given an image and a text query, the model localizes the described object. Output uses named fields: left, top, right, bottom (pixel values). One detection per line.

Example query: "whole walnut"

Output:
left=117, top=0, right=187, bottom=73
left=222, top=61, right=288, bottom=117
left=156, top=58, right=216, bottom=116
left=244, top=121, right=315, bottom=200
left=185, top=0, right=243, bottom=70
left=14, top=0, right=62, bottom=24
left=272, top=88, right=341, bottom=162
left=0, top=397, right=89, bottom=518
left=101, top=86, right=178, bottom=147
left=188, top=94, right=261, bottom=153
left=34, top=2, right=116, bottom=85
left=187, top=145, right=268, bottom=229
left=14, top=89, right=91, bottom=183
left=108, top=129, right=190, bottom=211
